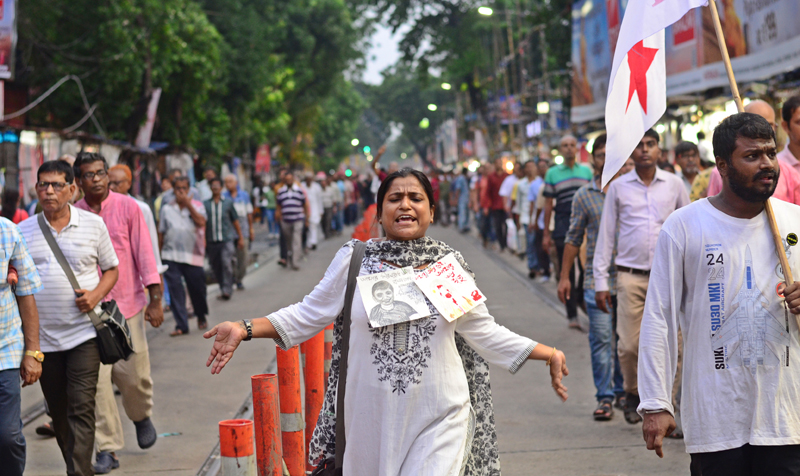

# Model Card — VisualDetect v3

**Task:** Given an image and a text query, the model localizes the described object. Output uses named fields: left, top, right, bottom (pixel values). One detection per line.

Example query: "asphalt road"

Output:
left=22, top=223, right=691, bottom=475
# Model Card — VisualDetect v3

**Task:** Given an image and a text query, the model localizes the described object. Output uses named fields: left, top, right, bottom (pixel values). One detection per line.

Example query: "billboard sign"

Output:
left=571, top=0, right=800, bottom=123
left=0, top=0, right=15, bottom=80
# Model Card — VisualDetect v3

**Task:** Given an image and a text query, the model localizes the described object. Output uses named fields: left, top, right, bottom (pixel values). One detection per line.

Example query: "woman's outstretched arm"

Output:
left=204, top=318, right=278, bottom=374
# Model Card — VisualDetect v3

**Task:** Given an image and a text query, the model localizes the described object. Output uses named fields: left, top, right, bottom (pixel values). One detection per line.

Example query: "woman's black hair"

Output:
left=376, top=168, right=436, bottom=217
left=2, top=189, right=19, bottom=221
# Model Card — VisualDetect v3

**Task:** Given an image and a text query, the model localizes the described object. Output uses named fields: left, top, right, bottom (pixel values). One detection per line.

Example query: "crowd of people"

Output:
left=2, top=94, right=800, bottom=476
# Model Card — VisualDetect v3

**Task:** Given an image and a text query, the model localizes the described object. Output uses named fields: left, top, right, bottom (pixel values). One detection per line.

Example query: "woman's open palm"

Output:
left=204, top=321, right=245, bottom=374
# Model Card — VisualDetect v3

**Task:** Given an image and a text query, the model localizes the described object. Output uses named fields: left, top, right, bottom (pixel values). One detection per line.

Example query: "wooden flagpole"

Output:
left=708, top=1, right=796, bottom=297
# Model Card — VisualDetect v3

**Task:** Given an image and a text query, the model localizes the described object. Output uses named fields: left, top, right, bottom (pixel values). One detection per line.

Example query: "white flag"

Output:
left=602, top=0, right=708, bottom=187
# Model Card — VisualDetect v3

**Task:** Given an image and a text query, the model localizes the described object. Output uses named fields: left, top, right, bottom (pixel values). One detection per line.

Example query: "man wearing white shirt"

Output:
left=594, top=129, right=689, bottom=424
left=301, top=175, right=323, bottom=250
left=779, top=95, right=800, bottom=176
left=639, top=112, right=800, bottom=475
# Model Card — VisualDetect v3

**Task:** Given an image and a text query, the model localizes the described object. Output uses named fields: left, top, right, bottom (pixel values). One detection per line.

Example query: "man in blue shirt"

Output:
left=0, top=213, right=45, bottom=476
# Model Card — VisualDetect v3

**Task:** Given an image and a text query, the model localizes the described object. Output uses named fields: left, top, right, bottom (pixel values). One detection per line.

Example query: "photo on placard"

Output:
left=357, top=267, right=431, bottom=328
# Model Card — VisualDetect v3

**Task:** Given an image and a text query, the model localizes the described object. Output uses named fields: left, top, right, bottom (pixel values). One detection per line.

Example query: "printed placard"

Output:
left=415, top=253, right=486, bottom=322
left=357, top=267, right=431, bottom=328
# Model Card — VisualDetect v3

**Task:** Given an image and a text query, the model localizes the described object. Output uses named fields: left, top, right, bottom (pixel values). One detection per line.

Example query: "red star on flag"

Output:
left=625, top=40, right=659, bottom=114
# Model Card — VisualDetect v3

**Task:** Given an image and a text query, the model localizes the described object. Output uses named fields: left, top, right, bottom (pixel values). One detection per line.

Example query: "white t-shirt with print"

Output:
left=638, top=198, right=800, bottom=453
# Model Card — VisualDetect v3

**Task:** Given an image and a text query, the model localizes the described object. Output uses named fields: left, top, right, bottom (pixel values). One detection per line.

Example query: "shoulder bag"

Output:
left=38, top=213, right=134, bottom=365
left=311, top=241, right=366, bottom=476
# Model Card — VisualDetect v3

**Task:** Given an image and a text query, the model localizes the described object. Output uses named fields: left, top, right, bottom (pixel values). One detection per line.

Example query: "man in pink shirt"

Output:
left=707, top=99, right=800, bottom=205
left=73, top=152, right=163, bottom=474
left=778, top=95, right=800, bottom=175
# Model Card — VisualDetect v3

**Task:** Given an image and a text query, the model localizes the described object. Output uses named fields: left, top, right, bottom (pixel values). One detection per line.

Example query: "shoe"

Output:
left=236, top=283, right=245, bottom=291
left=35, top=420, right=56, bottom=437
left=568, top=317, right=582, bottom=329
left=134, top=417, right=157, bottom=449
left=93, top=451, right=119, bottom=474
left=623, top=393, right=642, bottom=424
left=614, top=394, right=627, bottom=410
left=536, top=276, right=550, bottom=283
left=528, top=270, right=537, bottom=279
left=217, top=294, right=231, bottom=301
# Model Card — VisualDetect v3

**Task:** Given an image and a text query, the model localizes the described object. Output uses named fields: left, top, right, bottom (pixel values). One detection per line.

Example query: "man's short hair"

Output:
left=697, top=131, right=705, bottom=140
left=673, top=141, right=699, bottom=158
left=110, top=164, right=132, bottom=182
left=73, top=152, right=108, bottom=179
left=371, top=280, right=394, bottom=297
left=172, top=176, right=190, bottom=187
left=643, top=129, right=660, bottom=143
left=38, top=160, right=75, bottom=184
left=782, top=95, right=800, bottom=124
left=168, top=168, right=183, bottom=178
left=592, top=134, right=607, bottom=154
left=713, top=112, right=776, bottom=164
left=209, top=177, right=223, bottom=187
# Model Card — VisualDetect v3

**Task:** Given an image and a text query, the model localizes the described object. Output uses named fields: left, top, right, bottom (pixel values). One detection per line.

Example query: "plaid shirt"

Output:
left=564, top=178, right=616, bottom=293
left=0, top=219, right=43, bottom=371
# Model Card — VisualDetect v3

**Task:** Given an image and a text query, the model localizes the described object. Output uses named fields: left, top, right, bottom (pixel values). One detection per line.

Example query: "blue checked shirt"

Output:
left=564, top=178, right=616, bottom=293
left=0, top=218, right=44, bottom=371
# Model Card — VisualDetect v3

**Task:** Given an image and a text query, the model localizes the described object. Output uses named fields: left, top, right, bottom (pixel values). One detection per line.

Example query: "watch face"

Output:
left=36, top=353, right=44, bottom=362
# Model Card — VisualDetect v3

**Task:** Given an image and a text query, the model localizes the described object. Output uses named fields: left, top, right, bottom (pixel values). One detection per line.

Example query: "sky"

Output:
left=363, top=23, right=407, bottom=85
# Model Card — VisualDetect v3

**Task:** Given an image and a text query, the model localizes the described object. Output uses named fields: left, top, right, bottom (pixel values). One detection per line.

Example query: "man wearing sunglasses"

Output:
left=73, top=152, right=162, bottom=473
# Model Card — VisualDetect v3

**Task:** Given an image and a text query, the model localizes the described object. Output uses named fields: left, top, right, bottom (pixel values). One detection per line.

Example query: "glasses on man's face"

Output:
left=36, top=181, right=69, bottom=192
left=81, top=169, right=108, bottom=181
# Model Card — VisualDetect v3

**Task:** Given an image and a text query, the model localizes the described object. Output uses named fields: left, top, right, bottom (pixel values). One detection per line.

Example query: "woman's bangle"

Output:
left=545, top=347, right=557, bottom=366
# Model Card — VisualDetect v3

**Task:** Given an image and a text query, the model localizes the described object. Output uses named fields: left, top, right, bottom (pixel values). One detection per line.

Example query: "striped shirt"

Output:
left=543, top=162, right=592, bottom=239
left=18, top=207, right=119, bottom=353
left=204, top=197, right=239, bottom=243
left=0, top=219, right=43, bottom=371
left=276, top=184, right=306, bottom=223
left=564, top=178, right=616, bottom=293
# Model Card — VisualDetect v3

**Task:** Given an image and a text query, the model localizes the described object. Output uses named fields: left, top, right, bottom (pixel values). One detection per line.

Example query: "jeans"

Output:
left=490, top=209, right=508, bottom=250
left=0, top=368, right=24, bottom=476
left=163, top=260, right=208, bottom=332
left=265, top=209, right=278, bottom=235
left=533, top=228, right=550, bottom=276
left=345, top=204, right=358, bottom=225
left=584, top=289, right=624, bottom=402
left=40, top=339, right=101, bottom=476
left=524, top=225, right=538, bottom=271
left=457, top=200, right=470, bottom=231
left=556, top=238, right=581, bottom=319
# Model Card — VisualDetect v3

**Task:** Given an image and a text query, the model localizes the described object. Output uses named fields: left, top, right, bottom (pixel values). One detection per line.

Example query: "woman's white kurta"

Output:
left=268, top=245, right=536, bottom=476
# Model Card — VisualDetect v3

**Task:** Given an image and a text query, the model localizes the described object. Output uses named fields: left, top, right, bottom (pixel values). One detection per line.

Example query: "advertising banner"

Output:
left=571, top=0, right=800, bottom=123
left=0, top=0, right=16, bottom=80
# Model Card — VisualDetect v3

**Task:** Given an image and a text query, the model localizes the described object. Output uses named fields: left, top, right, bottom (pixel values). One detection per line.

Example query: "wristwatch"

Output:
left=25, top=350, right=45, bottom=362
left=242, top=319, right=253, bottom=341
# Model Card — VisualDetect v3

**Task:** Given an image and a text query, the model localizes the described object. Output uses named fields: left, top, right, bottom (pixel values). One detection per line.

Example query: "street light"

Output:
left=419, top=118, right=430, bottom=129
left=441, top=82, right=452, bottom=90
left=401, top=152, right=407, bottom=159
left=427, top=104, right=438, bottom=111
left=537, top=101, right=550, bottom=114
left=351, top=138, right=359, bottom=146
left=478, top=6, right=493, bottom=16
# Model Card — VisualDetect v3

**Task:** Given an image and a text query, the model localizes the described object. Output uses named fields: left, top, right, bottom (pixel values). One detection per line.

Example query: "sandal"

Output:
left=169, top=329, right=187, bottom=337
left=593, top=401, right=614, bottom=421
left=198, top=322, right=208, bottom=330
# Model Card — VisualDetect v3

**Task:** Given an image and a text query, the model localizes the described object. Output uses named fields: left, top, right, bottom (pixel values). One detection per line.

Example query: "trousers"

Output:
left=691, top=444, right=800, bottom=476
left=616, top=270, right=649, bottom=395
left=235, top=238, right=249, bottom=285
left=281, top=220, right=304, bottom=266
left=40, top=339, right=100, bottom=476
left=208, top=240, right=235, bottom=296
left=556, top=238, right=581, bottom=319
left=0, top=368, right=25, bottom=476
left=163, top=261, right=209, bottom=332
left=95, top=310, right=155, bottom=453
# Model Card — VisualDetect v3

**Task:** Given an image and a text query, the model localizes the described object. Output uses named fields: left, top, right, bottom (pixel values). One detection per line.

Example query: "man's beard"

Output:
left=727, top=164, right=779, bottom=203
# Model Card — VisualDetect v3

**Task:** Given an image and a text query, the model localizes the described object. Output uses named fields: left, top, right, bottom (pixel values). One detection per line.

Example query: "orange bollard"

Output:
left=301, top=332, right=325, bottom=472
left=323, top=324, right=333, bottom=391
left=219, top=419, right=256, bottom=476
left=276, top=346, right=305, bottom=476
left=251, top=374, right=283, bottom=476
